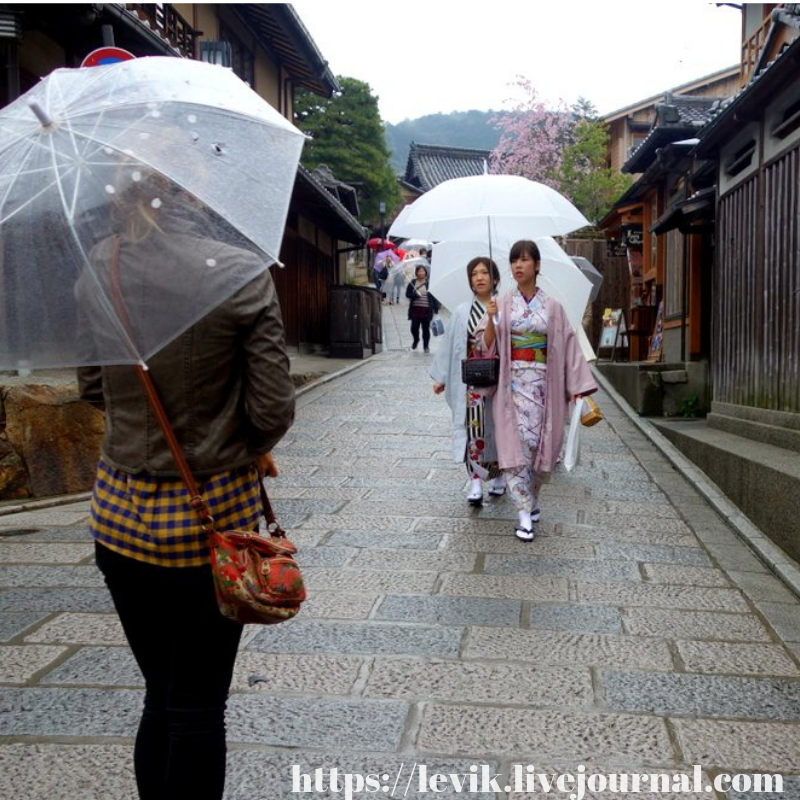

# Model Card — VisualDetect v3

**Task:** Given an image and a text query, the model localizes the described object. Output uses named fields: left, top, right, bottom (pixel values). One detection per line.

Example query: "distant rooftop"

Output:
left=404, top=143, right=491, bottom=192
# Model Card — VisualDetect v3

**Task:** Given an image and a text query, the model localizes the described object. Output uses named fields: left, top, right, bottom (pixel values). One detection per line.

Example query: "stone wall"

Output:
left=0, top=383, right=104, bottom=501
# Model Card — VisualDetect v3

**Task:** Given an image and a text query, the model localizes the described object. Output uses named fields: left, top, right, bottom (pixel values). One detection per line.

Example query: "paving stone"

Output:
left=465, top=627, right=673, bottom=670
left=529, top=602, right=624, bottom=634
left=0, top=565, right=105, bottom=588
left=272, top=498, right=347, bottom=516
left=302, top=567, right=437, bottom=594
left=375, top=595, right=522, bottom=627
left=441, top=533, right=595, bottom=558
left=588, top=485, right=665, bottom=501
left=227, top=694, right=407, bottom=750
left=324, top=530, right=443, bottom=550
left=226, top=751, right=500, bottom=800
left=440, top=574, right=570, bottom=601
left=0, top=543, right=94, bottom=564
left=0, top=743, right=135, bottom=800
left=300, top=514, right=415, bottom=532
left=272, top=475, right=346, bottom=488
left=603, top=501, right=681, bottom=518
left=418, top=704, right=674, bottom=760
left=0, top=687, right=140, bottom=736
left=365, top=659, right=593, bottom=706
left=41, top=646, right=139, bottom=686
left=624, top=609, right=772, bottom=641
left=246, top=620, right=463, bottom=657
left=675, top=718, right=800, bottom=771
left=484, top=555, right=641, bottom=582
left=595, top=543, right=709, bottom=566
left=752, top=601, right=800, bottom=642
left=349, top=549, right=477, bottom=572
left=643, top=564, right=731, bottom=587
left=22, top=613, right=124, bottom=646
left=0, top=645, right=67, bottom=683
left=677, top=641, right=800, bottom=676
left=0, top=508, right=91, bottom=528
left=0, top=612, right=48, bottom=642
left=1, top=527, right=94, bottom=543
left=555, top=525, right=698, bottom=547
left=0, top=588, right=114, bottom=613
left=232, top=652, right=362, bottom=694
left=293, top=546, right=353, bottom=568
left=727, top=571, right=799, bottom=603
left=705, top=543, right=770, bottom=573
left=578, top=582, right=748, bottom=611
left=602, top=670, right=800, bottom=720
left=584, top=514, right=691, bottom=533
left=299, top=591, right=379, bottom=620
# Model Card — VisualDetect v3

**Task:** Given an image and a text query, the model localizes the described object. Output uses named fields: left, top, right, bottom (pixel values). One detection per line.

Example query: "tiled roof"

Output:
left=694, top=33, right=800, bottom=157
left=294, top=166, right=367, bottom=244
left=404, top=143, right=491, bottom=191
left=623, top=93, right=722, bottom=174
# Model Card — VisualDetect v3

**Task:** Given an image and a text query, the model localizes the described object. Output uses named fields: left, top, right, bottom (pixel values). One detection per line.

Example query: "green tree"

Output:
left=294, top=76, right=400, bottom=225
left=553, top=118, right=633, bottom=225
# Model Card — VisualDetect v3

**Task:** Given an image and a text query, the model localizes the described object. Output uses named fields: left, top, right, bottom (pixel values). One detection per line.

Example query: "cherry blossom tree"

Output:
left=489, top=77, right=573, bottom=188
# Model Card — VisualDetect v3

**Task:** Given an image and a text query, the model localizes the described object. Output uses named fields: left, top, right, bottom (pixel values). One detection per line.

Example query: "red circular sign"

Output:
left=80, top=47, right=136, bottom=68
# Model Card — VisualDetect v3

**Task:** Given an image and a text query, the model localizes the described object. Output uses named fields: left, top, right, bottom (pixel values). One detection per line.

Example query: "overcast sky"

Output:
left=290, top=1, right=743, bottom=123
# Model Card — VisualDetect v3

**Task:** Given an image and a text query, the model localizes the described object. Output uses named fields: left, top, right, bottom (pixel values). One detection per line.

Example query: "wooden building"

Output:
left=0, top=3, right=366, bottom=350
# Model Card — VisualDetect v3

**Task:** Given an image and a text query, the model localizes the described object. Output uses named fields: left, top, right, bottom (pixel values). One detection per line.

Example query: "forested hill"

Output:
left=385, top=110, right=501, bottom=173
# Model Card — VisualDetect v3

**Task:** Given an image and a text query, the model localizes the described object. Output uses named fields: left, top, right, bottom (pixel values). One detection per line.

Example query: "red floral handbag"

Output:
left=207, top=484, right=306, bottom=625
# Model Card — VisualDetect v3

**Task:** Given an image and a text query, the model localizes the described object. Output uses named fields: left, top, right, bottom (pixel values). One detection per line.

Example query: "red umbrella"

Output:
left=367, top=237, right=395, bottom=251
left=395, top=248, right=407, bottom=259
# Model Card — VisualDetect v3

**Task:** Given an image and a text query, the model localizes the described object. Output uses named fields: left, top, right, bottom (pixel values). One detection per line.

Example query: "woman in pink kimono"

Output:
left=485, top=240, right=597, bottom=542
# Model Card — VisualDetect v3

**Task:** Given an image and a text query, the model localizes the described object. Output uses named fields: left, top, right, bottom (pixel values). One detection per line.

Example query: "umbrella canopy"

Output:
left=0, top=56, right=304, bottom=370
left=571, top=255, right=603, bottom=301
left=400, top=237, right=432, bottom=251
left=367, top=237, right=395, bottom=251
left=430, top=238, right=595, bottom=360
left=430, top=238, right=591, bottom=329
left=388, top=174, right=590, bottom=242
left=374, top=249, right=400, bottom=270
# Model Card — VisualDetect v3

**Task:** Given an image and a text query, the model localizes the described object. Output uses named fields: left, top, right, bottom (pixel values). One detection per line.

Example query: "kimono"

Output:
left=491, top=288, right=597, bottom=508
left=430, top=300, right=498, bottom=477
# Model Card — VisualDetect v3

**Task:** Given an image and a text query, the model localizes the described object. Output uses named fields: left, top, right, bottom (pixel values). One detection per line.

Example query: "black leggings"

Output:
left=95, top=543, right=243, bottom=800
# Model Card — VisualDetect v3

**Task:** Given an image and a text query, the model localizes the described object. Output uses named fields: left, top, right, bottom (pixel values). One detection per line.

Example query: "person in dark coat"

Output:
left=405, top=264, right=440, bottom=353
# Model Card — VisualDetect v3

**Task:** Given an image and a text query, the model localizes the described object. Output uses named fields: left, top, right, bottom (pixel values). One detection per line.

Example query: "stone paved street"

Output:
left=1, top=303, right=800, bottom=799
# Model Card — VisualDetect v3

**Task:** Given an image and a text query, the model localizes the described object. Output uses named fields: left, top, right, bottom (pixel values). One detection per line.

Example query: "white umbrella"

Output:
left=388, top=174, right=590, bottom=242
left=429, top=238, right=596, bottom=360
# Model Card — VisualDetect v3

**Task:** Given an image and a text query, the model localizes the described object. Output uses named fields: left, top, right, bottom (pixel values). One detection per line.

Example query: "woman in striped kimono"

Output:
left=430, top=256, right=505, bottom=505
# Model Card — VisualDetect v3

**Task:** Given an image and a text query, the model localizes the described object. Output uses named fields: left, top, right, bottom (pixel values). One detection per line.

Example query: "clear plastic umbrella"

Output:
left=0, top=56, right=305, bottom=369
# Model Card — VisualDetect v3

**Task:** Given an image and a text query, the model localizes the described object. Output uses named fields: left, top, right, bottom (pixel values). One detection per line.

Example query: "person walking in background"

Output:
left=77, top=181, right=296, bottom=800
left=386, top=260, right=405, bottom=305
left=484, top=239, right=596, bottom=542
left=406, top=264, right=439, bottom=353
left=430, top=256, right=505, bottom=505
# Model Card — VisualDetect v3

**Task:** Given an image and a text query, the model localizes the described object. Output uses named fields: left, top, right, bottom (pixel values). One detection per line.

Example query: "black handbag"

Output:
left=461, top=356, right=499, bottom=387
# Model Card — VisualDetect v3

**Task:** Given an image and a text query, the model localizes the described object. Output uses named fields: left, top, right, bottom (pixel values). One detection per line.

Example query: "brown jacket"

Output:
left=78, top=233, right=295, bottom=477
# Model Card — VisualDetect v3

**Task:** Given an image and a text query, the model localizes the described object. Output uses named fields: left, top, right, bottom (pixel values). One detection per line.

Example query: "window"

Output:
left=219, top=22, right=254, bottom=87
left=664, top=229, right=684, bottom=319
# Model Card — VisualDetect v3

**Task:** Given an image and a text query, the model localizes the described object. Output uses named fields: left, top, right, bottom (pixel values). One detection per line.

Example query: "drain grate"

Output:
left=0, top=528, right=43, bottom=537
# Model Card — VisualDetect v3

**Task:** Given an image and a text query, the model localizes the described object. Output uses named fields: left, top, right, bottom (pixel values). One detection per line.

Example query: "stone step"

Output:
left=652, top=418, right=800, bottom=562
left=707, top=411, right=800, bottom=454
